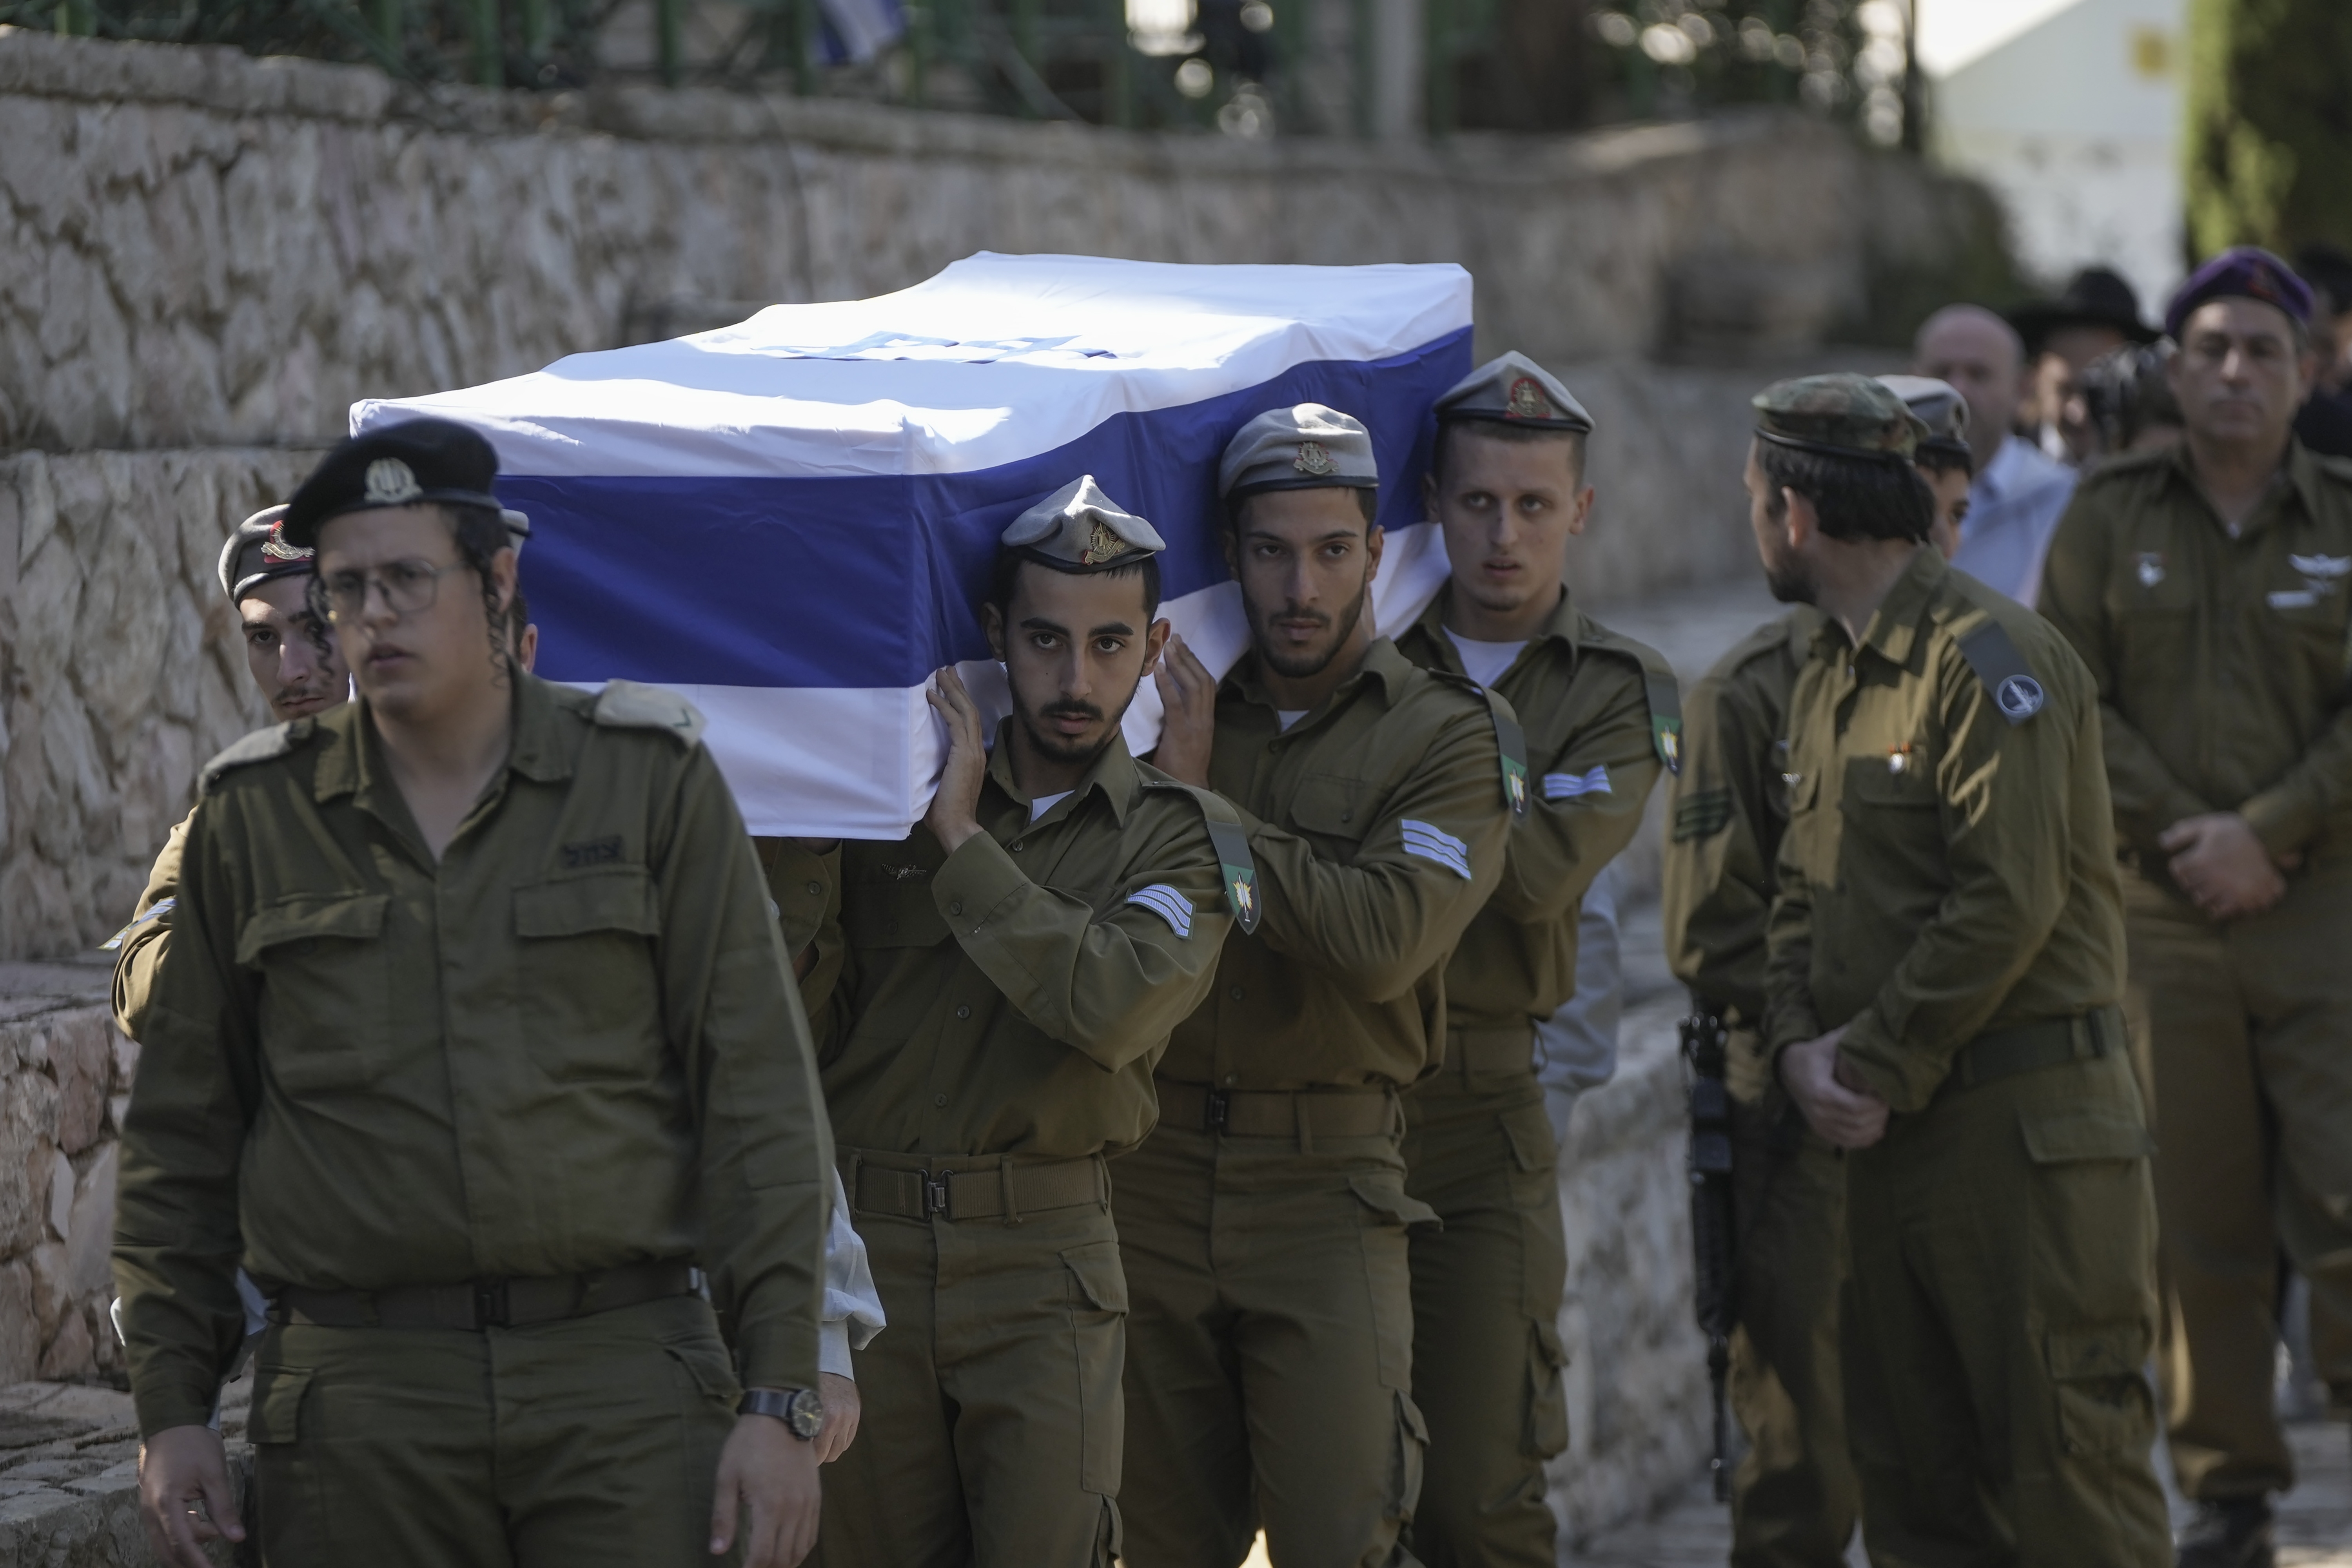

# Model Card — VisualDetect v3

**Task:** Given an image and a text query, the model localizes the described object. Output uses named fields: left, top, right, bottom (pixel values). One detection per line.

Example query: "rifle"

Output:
left=1681, top=1001, right=1737, bottom=1504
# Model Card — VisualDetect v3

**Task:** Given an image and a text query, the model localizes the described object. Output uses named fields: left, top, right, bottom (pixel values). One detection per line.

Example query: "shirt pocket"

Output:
left=842, top=878, right=952, bottom=949
left=513, top=868, right=665, bottom=1084
left=239, top=892, right=391, bottom=1093
left=1286, top=771, right=1381, bottom=851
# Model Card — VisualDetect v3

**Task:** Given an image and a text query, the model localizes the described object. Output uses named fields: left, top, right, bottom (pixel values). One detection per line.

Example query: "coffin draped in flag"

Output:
left=353, top=253, right=1475, bottom=837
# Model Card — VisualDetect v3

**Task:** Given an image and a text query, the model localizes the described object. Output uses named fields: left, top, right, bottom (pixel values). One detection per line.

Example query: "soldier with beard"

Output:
left=1753, top=373, right=2168, bottom=1566
left=775, top=477, right=1241, bottom=1567
left=1126, top=403, right=1517, bottom=1568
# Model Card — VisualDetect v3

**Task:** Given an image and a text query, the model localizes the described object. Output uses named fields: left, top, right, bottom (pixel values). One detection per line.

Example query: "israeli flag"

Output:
left=354, top=254, right=1472, bottom=838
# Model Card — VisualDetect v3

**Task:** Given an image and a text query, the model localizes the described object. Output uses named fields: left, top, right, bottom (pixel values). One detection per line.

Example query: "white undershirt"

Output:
left=1445, top=629, right=1529, bottom=689
left=1029, top=790, right=1073, bottom=821
left=1276, top=710, right=1310, bottom=732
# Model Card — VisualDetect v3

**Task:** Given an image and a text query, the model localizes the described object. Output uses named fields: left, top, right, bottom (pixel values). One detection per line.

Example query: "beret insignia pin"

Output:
left=1505, top=377, right=1552, bottom=420
left=260, top=520, right=311, bottom=563
left=363, top=457, right=424, bottom=506
left=1293, top=441, right=1337, bottom=477
left=1080, top=517, right=1131, bottom=567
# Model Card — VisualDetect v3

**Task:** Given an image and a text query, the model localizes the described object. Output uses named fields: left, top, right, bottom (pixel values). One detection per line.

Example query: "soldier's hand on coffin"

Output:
left=1779, top=1026, right=1889, bottom=1150
left=925, top=667, right=989, bottom=852
left=2158, top=812, right=2287, bottom=922
left=1150, top=632, right=1218, bottom=787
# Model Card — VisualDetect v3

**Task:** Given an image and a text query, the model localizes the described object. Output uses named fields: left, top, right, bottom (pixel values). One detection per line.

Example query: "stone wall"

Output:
left=0, top=28, right=2003, bottom=456
left=0, top=964, right=142, bottom=1394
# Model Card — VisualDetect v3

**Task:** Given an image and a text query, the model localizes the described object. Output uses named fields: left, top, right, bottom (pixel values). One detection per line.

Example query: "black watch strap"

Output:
left=738, top=1386, right=824, bottom=1440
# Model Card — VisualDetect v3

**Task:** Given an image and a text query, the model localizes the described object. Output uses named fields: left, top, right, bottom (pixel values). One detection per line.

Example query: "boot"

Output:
left=2175, top=1497, right=2275, bottom=1568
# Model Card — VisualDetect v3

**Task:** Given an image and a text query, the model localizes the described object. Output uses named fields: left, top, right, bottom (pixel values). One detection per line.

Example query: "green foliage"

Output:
left=2183, top=0, right=2352, bottom=259
left=1445, top=0, right=1909, bottom=139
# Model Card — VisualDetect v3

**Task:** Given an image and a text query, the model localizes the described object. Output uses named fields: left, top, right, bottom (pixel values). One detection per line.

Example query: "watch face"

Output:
left=786, top=1386, right=825, bottom=1441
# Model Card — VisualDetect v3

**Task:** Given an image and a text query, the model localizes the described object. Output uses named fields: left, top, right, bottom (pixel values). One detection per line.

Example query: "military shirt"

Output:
left=111, top=807, right=192, bottom=1042
left=2038, top=439, right=2352, bottom=871
left=779, top=728, right=1232, bottom=1160
left=1763, top=549, right=2127, bottom=1113
left=113, top=675, right=831, bottom=1437
left=1662, top=607, right=1823, bottom=1026
left=1158, top=638, right=1513, bottom=1091
left=1393, top=586, right=1671, bottom=1045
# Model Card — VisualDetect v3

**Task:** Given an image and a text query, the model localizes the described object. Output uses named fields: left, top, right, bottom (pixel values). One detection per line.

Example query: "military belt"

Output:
left=1947, top=1006, right=2122, bottom=1092
left=1445, top=1025, right=1536, bottom=1079
left=843, top=1151, right=1107, bottom=1223
left=1156, top=1079, right=1398, bottom=1139
left=273, top=1258, right=695, bottom=1331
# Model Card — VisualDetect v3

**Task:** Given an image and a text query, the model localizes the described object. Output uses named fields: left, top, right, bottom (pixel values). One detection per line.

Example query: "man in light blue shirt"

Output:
left=1914, top=303, right=2077, bottom=606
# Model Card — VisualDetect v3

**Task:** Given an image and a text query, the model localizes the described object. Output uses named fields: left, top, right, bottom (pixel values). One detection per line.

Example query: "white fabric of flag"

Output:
left=355, top=254, right=1473, bottom=840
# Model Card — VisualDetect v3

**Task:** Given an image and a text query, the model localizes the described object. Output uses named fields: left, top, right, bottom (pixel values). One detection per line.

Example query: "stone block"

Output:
left=62, top=1145, right=115, bottom=1300
left=34, top=1308, right=89, bottom=1383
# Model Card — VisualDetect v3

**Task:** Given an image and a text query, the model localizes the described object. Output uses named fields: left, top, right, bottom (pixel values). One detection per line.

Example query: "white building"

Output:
left=1926, top=0, right=2188, bottom=315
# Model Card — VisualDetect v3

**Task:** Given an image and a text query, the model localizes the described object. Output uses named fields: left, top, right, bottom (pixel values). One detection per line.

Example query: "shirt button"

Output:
left=1012, top=842, right=1025, bottom=853
left=806, top=881, right=822, bottom=896
left=1223, top=1073, right=1238, bottom=1086
left=933, top=1094, right=948, bottom=1108
left=949, top=900, right=964, bottom=915
left=1229, top=986, right=1245, bottom=1001
left=955, top=1004, right=971, bottom=1019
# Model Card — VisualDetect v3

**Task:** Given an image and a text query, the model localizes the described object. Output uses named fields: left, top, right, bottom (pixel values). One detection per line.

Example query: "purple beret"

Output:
left=2165, top=247, right=2313, bottom=341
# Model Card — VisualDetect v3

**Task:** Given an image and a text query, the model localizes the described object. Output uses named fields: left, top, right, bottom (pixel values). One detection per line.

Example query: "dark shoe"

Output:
left=2176, top=1497, right=2275, bottom=1568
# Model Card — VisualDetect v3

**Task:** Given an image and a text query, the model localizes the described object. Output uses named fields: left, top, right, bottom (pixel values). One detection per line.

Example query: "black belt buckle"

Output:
left=1204, top=1089, right=1231, bottom=1135
left=922, top=1170, right=952, bottom=1217
left=474, top=1278, right=511, bottom=1329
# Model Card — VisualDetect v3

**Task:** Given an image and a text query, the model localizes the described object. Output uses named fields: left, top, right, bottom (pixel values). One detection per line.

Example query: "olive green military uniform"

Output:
left=2039, top=440, right=2352, bottom=1503
left=1115, top=638, right=1512, bottom=1568
left=778, top=728, right=1233, bottom=1568
left=1765, top=547, right=2169, bottom=1566
left=1391, top=586, right=1672, bottom=1568
left=112, top=675, right=832, bottom=1568
left=1662, top=604, right=1860, bottom=1568
left=108, top=807, right=189, bottom=1040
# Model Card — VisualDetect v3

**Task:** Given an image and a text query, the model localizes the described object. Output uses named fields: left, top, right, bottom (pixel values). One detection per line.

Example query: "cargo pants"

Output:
left=1724, top=1026, right=1858, bottom=1568
left=1398, top=1051, right=1568, bottom=1568
left=1116, top=1100, right=1434, bottom=1568
left=813, top=1152, right=1125, bottom=1568
left=246, top=1293, right=741, bottom=1566
left=1841, top=1037, right=2171, bottom=1568
left=2124, top=866, right=2352, bottom=1501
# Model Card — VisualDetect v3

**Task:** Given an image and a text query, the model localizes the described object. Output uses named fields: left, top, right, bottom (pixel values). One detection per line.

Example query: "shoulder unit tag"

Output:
left=1955, top=620, right=2046, bottom=725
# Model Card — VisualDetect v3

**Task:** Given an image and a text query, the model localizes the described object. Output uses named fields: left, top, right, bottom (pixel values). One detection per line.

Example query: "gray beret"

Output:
left=1434, top=351, right=1594, bottom=434
left=1875, top=375, right=1969, bottom=454
left=1001, top=476, right=1166, bottom=571
left=216, top=504, right=311, bottom=602
left=1218, top=403, right=1379, bottom=500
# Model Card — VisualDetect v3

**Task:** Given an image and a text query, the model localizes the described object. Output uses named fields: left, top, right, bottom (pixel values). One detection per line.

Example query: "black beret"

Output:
left=283, top=418, right=503, bottom=549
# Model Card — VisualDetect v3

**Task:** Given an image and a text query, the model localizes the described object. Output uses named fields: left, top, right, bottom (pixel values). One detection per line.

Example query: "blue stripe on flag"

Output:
left=504, top=330, right=1471, bottom=690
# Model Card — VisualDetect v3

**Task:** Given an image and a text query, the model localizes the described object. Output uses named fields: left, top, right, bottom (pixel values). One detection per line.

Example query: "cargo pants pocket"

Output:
left=2047, top=1322, right=2154, bottom=1459
left=245, top=1362, right=316, bottom=1562
left=1388, top=1388, right=1432, bottom=1530
left=1063, top=1240, right=1129, bottom=1498
left=1525, top=1317, right=1570, bottom=1460
left=1351, top=1175, right=1440, bottom=1392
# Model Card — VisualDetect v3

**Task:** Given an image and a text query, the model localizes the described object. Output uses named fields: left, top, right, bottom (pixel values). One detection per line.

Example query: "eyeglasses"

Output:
left=318, top=558, right=465, bottom=622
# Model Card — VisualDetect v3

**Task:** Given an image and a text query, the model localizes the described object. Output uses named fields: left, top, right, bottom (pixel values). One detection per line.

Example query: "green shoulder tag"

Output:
left=1151, top=781, right=1260, bottom=934
left=1643, top=668, right=1684, bottom=775
left=1483, top=688, right=1530, bottom=818
left=1954, top=620, right=2047, bottom=726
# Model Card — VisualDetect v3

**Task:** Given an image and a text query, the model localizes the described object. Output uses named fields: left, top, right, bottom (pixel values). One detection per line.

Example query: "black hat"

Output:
left=283, top=418, right=504, bottom=549
left=2008, top=267, right=2159, bottom=356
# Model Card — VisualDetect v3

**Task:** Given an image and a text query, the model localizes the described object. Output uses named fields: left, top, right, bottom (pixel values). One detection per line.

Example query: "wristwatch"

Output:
left=738, top=1386, right=824, bottom=1441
